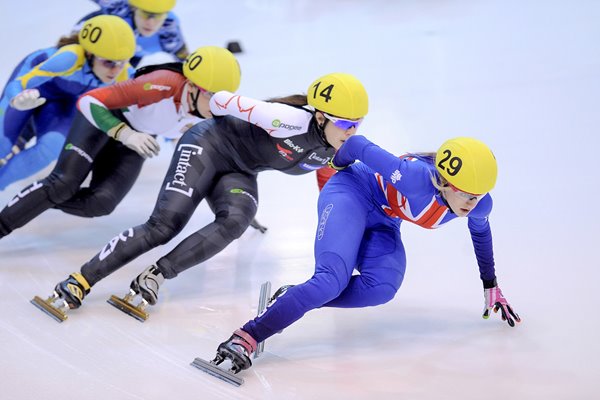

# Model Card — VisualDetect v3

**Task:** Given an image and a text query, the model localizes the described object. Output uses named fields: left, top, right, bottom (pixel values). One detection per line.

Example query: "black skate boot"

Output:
left=55, top=273, right=91, bottom=309
left=31, top=273, right=91, bottom=322
left=190, top=329, right=258, bottom=387
left=107, top=265, right=164, bottom=322
left=214, top=329, right=258, bottom=373
left=130, top=264, right=164, bottom=305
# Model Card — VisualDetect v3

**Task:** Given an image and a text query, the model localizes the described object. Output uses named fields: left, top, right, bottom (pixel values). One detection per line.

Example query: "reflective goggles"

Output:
left=138, top=9, right=168, bottom=20
left=449, top=183, right=486, bottom=201
left=96, top=57, right=127, bottom=69
left=323, top=113, right=363, bottom=130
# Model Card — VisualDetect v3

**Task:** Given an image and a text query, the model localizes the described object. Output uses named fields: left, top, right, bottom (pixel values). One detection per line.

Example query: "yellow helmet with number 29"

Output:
left=307, top=73, right=368, bottom=120
left=435, top=137, right=497, bottom=195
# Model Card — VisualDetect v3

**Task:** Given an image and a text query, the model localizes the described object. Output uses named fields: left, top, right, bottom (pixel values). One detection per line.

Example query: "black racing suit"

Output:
left=0, top=112, right=145, bottom=237
left=80, top=115, right=334, bottom=285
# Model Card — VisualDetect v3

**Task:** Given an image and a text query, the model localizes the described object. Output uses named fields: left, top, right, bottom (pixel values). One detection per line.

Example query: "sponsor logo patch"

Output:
left=271, top=119, right=302, bottom=131
left=143, top=82, right=171, bottom=91
left=65, top=143, right=93, bottom=163
left=165, top=144, right=203, bottom=197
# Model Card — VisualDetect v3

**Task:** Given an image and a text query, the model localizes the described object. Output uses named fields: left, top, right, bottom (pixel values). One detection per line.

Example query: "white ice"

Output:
left=0, top=1, right=598, bottom=399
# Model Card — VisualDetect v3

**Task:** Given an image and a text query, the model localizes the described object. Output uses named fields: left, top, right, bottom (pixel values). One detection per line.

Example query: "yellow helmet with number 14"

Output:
left=307, top=73, right=368, bottom=120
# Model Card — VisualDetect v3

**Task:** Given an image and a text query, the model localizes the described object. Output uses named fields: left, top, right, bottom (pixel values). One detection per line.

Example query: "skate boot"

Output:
left=191, top=329, right=258, bottom=386
left=107, top=265, right=164, bottom=322
left=215, top=329, right=258, bottom=372
left=130, top=264, right=164, bottom=305
left=31, top=273, right=91, bottom=322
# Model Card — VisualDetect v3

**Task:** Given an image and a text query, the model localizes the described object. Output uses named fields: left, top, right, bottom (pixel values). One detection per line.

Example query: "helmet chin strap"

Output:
left=314, top=113, right=333, bottom=149
left=188, top=86, right=208, bottom=118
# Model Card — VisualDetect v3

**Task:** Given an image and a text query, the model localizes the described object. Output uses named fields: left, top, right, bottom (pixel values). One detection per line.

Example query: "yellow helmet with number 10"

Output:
left=128, top=0, right=176, bottom=13
left=78, top=15, right=136, bottom=60
left=435, top=137, right=498, bottom=195
left=307, top=73, right=369, bottom=120
left=183, top=46, right=241, bottom=93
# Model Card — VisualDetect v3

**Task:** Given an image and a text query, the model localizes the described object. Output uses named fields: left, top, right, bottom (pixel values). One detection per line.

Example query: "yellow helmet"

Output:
left=307, top=73, right=368, bottom=119
left=78, top=15, right=135, bottom=60
left=128, top=0, right=176, bottom=13
left=435, top=137, right=498, bottom=195
left=183, top=46, right=241, bottom=93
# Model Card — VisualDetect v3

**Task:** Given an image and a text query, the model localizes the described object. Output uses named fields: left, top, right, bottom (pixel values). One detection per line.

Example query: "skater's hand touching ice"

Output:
left=482, top=286, right=521, bottom=327
left=10, top=89, right=46, bottom=110
left=110, top=122, right=160, bottom=158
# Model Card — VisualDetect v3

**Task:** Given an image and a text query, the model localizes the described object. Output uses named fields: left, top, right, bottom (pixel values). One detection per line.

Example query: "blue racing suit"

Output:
left=242, top=135, right=496, bottom=343
left=0, top=44, right=132, bottom=190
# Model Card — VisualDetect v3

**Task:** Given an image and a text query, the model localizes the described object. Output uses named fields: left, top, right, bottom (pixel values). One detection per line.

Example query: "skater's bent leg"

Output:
left=80, top=213, right=190, bottom=286
left=242, top=252, right=350, bottom=343
left=0, top=130, right=64, bottom=190
left=325, top=223, right=407, bottom=308
left=0, top=134, right=106, bottom=236
left=156, top=172, right=258, bottom=279
left=54, top=143, right=144, bottom=217
left=80, top=136, right=218, bottom=286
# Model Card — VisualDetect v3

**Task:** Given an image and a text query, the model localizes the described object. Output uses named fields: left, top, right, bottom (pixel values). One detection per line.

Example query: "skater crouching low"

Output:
left=200, top=135, right=521, bottom=380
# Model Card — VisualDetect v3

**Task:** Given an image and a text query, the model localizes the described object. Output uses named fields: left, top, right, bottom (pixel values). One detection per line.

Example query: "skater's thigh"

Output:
left=148, top=132, right=220, bottom=225
left=314, top=179, right=372, bottom=279
left=206, top=172, right=258, bottom=217
left=357, top=222, right=406, bottom=290
left=87, top=140, right=145, bottom=204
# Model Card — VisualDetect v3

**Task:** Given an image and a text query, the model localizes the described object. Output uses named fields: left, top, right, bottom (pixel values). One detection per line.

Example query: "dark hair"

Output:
left=266, top=94, right=308, bottom=106
left=56, top=33, right=79, bottom=48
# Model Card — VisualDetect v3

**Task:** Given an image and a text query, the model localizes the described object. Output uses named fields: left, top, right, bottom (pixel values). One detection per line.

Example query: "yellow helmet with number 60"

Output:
left=435, top=137, right=498, bottom=195
left=128, top=0, right=176, bottom=13
left=183, top=46, right=241, bottom=93
left=307, top=73, right=368, bottom=120
left=78, top=15, right=136, bottom=60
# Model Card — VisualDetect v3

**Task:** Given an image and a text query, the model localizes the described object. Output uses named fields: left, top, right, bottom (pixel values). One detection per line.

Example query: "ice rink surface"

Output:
left=1, top=0, right=599, bottom=399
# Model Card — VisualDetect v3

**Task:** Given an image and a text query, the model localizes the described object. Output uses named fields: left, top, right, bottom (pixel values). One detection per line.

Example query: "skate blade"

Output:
left=107, top=295, right=148, bottom=322
left=31, top=295, right=67, bottom=323
left=254, top=281, right=271, bottom=359
left=190, top=357, right=244, bottom=387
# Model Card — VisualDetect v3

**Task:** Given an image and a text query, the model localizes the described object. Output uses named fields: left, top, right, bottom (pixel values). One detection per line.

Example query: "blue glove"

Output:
left=328, top=135, right=370, bottom=170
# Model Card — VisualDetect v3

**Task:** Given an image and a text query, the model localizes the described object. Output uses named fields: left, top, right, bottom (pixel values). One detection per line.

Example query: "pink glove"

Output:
left=483, top=286, right=521, bottom=327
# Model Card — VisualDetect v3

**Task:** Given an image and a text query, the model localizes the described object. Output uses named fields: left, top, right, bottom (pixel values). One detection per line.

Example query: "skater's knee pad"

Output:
left=215, top=210, right=253, bottom=241
left=79, top=190, right=120, bottom=217
left=296, top=270, right=345, bottom=308
left=143, top=217, right=183, bottom=246
left=44, top=172, right=82, bottom=204
left=366, top=284, right=398, bottom=306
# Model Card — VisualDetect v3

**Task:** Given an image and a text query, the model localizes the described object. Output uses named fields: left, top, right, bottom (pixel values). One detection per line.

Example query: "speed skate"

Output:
left=31, top=292, right=70, bottom=322
left=107, top=290, right=149, bottom=322
left=191, top=281, right=271, bottom=386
